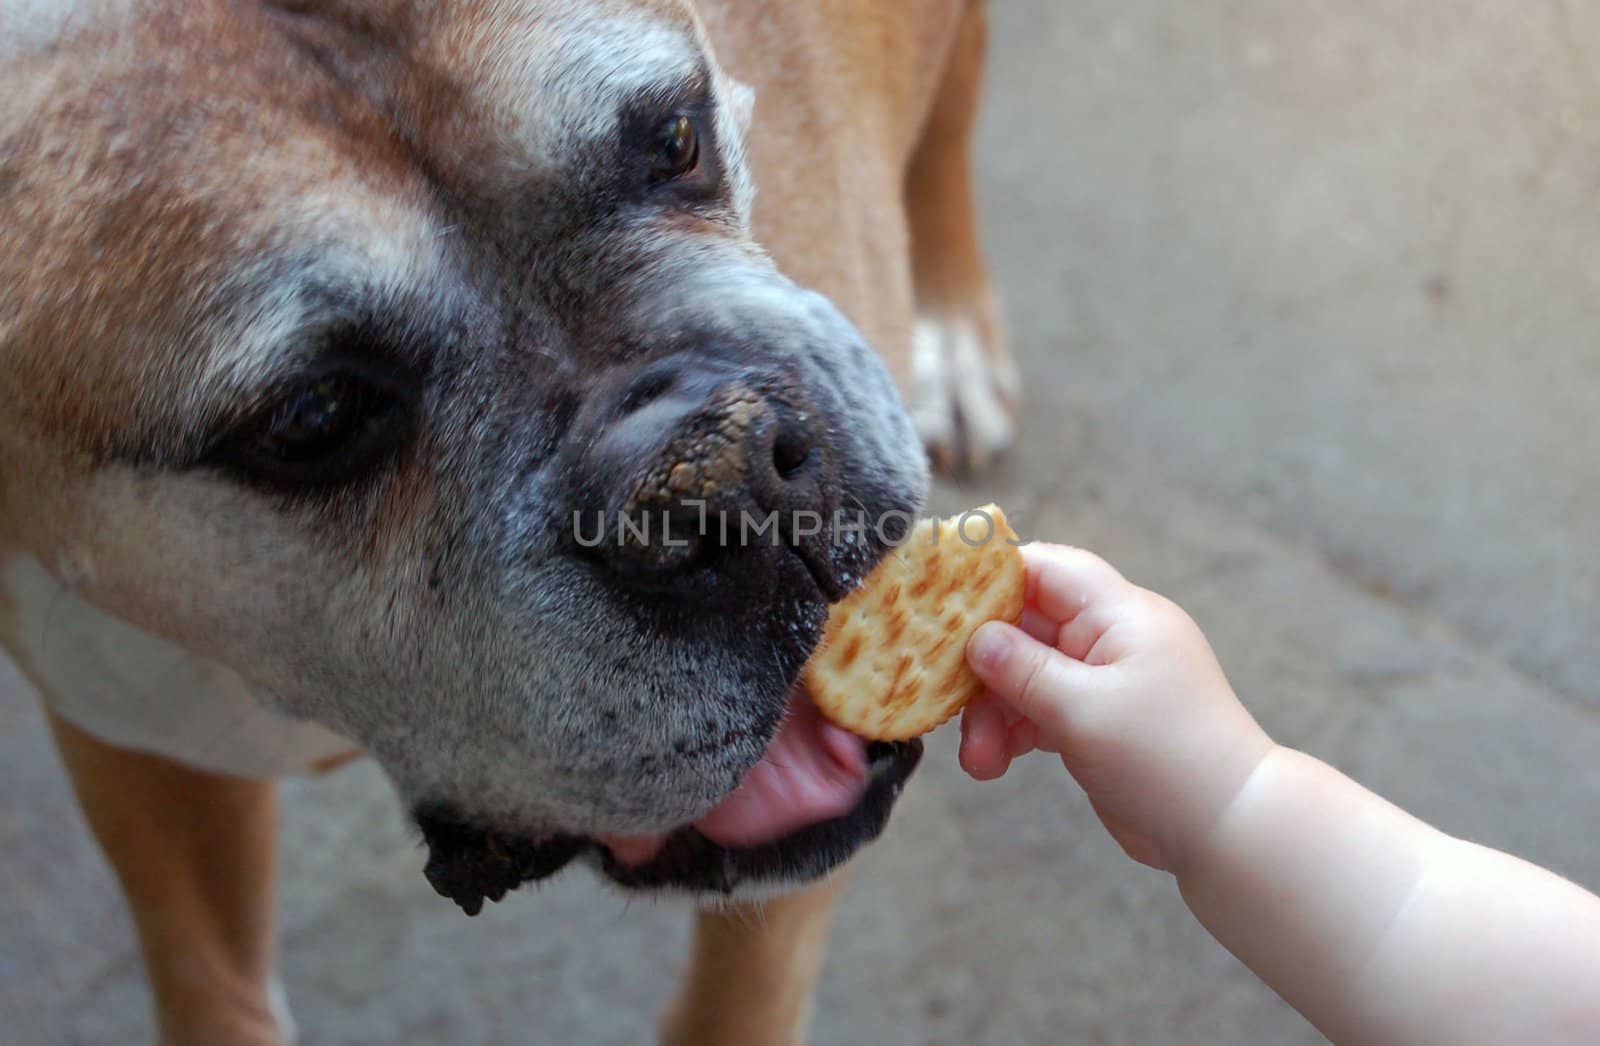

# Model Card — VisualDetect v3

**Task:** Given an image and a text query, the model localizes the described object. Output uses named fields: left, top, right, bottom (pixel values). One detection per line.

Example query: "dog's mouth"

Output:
left=600, top=692, right=870, bottom=863
left=417, top=689, right=922, bottom=914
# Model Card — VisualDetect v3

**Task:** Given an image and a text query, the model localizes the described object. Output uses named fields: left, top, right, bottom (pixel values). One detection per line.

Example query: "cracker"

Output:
left=803, top=504, right=1025, bottom=740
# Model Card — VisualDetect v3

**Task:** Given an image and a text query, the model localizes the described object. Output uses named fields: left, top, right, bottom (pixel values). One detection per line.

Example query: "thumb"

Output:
left=966, top=621, right=1095, bottom=743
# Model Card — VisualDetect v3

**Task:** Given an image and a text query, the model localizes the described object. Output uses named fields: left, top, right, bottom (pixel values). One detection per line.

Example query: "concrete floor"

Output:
left=5, top=1, right=1600, bottom=1042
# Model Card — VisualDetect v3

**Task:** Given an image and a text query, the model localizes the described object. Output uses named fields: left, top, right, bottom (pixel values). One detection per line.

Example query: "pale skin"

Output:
left=959, top=543, right=1600, bottom=1045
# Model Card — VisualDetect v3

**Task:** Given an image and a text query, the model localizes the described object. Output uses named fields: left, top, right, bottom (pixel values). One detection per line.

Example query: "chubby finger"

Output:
left=959, top=693, right=1014, bottom=780
left=967, top=620, right=1096, bottom=741
left=1022, top=544, right=1131, bottom=626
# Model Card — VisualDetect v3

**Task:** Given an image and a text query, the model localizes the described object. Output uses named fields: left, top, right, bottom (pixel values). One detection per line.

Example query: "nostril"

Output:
left=772, top=424, right=814, bottom=480
left=618, top=371, right=677, bottom=417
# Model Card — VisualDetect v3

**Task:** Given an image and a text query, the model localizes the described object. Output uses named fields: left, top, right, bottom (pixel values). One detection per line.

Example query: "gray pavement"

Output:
left=5, top=1, right=1599, bottom=1042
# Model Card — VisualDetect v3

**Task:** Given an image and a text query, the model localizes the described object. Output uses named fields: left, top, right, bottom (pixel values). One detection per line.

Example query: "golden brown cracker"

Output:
left=803, top=504, right=1024, bottom=740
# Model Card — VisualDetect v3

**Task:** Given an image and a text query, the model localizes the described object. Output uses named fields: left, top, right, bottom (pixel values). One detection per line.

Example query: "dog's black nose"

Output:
left=568, top=358, right=838, bottom=593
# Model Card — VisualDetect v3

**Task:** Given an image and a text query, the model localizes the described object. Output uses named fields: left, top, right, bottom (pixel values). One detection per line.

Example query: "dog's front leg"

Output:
left=660, top=873, right=848, bottom=1046
left=904, top=0, right=1018, bottom=473
left=47, top=712, right=290, bottom=1046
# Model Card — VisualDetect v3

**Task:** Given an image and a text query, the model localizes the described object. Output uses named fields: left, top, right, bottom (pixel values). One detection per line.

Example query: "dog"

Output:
left=0, top=0, right=1017, bottom=1041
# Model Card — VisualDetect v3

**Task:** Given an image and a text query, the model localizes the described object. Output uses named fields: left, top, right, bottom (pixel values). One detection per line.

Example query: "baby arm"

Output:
left=962, top=544, right=1600, bottom=1044
left=1183, top=748, right=1600, bottom=1043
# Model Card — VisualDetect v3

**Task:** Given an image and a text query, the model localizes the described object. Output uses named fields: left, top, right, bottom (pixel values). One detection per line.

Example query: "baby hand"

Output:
left=960, top=544, right=1275, bottom=872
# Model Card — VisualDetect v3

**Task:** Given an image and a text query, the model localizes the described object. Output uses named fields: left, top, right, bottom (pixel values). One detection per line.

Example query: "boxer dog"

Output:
left=0, top=0, right=1016, bottom=1041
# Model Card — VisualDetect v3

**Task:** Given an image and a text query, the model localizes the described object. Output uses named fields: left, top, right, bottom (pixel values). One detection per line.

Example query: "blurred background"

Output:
left=5, top=0, right=1599, bottom=1042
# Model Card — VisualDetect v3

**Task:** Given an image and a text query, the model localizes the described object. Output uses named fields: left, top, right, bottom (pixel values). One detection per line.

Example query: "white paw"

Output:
left=910, top=314, right=1020, bottom=472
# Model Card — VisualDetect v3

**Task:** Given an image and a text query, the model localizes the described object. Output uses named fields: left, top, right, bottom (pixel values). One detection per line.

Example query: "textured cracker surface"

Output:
left=804, top=505, right=1024, bottom=740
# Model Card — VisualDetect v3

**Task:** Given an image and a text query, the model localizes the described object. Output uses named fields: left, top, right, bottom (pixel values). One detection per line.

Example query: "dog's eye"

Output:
left=214, top=371, right=412, bottom=489
left=648, top=114, right=700, bottom=183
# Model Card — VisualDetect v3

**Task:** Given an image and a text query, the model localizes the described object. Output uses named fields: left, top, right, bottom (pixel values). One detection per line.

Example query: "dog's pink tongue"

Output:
left=693, top=696, right=869, bottom=848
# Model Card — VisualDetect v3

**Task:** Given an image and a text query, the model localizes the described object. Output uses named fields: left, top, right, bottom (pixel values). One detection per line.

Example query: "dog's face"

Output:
left=0, top=0, right=928, bottom=909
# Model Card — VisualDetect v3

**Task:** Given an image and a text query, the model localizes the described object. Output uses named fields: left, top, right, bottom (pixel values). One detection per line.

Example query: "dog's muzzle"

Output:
left=413, top=347, right=928, bottom=914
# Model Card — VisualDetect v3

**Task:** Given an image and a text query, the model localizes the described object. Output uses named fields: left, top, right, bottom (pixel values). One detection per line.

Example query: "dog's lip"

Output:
left=417, top=733, right=923, bottom=913
left=788, top=541, right=847, bottom=602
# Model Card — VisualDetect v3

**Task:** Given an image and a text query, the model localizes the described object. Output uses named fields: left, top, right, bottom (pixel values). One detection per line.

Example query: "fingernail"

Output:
left=968, top=624, right=1012, bottom=673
